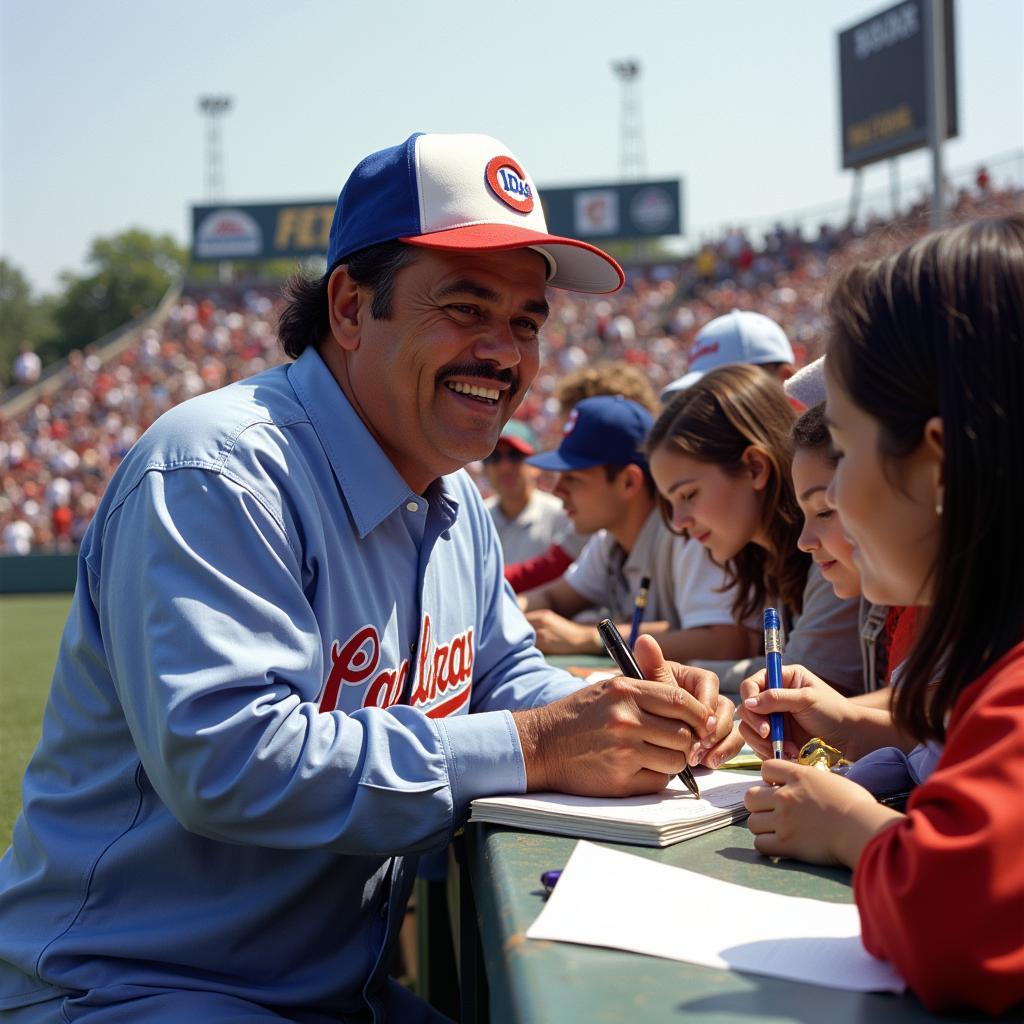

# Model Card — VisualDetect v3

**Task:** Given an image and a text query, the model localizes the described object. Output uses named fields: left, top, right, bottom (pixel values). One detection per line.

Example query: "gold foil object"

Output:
left=797, top=738, right=850, bottom=771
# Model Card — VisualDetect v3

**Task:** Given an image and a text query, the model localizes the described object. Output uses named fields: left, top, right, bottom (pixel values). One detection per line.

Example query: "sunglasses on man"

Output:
left=483, top=449, right=528, bottom=465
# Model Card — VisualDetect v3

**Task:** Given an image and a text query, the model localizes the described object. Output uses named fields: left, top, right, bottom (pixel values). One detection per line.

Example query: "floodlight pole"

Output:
left=198, top=95, right=233, bottom=200
left=611, top=60, right=645, bottom=180
left=924, top=0, right=946, bottom=229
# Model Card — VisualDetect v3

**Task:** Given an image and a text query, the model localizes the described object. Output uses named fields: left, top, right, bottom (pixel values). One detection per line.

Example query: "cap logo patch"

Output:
left=485, top=155, right=534, bottom=214
left=562, top=407, right=579, bottom=436
left=689, top=340, right=720, bottom=362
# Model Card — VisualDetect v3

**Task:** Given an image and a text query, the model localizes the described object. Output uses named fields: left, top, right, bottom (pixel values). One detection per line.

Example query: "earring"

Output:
left=935, top=498, right=943, bottom=516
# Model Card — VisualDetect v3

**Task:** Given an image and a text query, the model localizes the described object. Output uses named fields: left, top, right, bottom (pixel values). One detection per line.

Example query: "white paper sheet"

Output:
left=526, top=840, right=905, bottom=994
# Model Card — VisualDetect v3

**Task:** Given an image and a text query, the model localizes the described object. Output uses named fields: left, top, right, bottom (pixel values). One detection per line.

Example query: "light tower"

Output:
left=198, top=95, right=233, bottom=199
left=611, top=60, right=645, bottom=180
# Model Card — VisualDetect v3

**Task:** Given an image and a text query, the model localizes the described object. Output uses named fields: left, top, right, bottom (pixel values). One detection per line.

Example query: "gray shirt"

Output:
left=562, top=510, right=737, bottom=630
left=486, top=488, right=572, bottom=565
left=693, top=563, right=863, bottom=695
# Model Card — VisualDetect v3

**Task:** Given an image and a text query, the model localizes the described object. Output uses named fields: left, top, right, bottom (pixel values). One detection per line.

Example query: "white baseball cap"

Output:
left=327, top=132, right=624, bottom=294
left=784, top=355, right=827, bottom=409
left=661, top=309, right=795, bottom=400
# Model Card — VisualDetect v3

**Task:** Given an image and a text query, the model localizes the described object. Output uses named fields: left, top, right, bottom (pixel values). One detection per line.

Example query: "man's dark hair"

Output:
left=277, top=241, right=419, bottom=359
left=603, top=462, right=657, bottom=498
left=790, top=402, right=830, bottom=454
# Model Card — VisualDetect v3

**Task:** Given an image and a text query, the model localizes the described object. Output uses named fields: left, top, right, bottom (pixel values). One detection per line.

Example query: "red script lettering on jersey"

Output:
left=319, top=615, right=474, bottom=717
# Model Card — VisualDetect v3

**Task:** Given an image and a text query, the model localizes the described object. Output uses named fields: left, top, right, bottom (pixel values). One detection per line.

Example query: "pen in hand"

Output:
left=597, top=618, right=702, bottom=799
left=763, top=607, right=785, bottom=759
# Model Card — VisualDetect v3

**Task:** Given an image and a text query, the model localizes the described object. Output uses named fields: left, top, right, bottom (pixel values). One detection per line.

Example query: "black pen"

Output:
left=597, top=618, right=702, bottom=799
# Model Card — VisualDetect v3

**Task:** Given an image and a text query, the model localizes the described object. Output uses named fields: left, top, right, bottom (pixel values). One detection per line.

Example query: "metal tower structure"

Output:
left=611, top=60, right=645, bottom=180
left=198, top=95, right=233, bottom=199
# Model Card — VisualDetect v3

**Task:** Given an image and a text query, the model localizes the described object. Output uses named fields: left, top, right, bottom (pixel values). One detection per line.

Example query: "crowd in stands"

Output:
left=1, top=180, right=1019, bottom=555
left=0, top=293, right=285, bottom=554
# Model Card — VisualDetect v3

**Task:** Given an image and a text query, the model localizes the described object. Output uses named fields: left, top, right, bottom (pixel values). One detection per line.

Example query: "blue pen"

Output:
left=763, top=607, right=785, bottom=759
left=628, top=575, right=651, bottom=652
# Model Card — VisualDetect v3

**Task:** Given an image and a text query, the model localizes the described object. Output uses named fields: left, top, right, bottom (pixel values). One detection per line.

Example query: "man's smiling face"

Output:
left=329, top=247, right=549, bottom=493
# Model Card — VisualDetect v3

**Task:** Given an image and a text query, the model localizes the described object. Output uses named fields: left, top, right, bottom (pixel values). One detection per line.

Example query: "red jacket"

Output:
left=504, top=543, right=573, bottom=594
left=854, top=642, right=1024, bottom=1013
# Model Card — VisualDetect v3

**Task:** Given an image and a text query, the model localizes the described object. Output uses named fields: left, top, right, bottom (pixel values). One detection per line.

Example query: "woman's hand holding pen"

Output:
left=738, top=664, right=857, bottom=760
left=744, top=759, right=903, bottom=868
left=513, top=635, right=741, bottom=798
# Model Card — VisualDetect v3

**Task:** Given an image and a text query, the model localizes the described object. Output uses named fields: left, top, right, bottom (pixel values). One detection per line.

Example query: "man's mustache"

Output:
left=437, top=363, right=518, bottom=399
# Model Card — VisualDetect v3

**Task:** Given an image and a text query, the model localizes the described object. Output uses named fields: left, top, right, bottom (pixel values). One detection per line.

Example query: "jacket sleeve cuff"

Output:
left=434, top=710, right=527, bottom=822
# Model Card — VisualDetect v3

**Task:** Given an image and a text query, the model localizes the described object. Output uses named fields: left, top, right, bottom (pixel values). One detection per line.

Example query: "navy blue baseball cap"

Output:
left=326, top=132, right=623, bottom=294
left=527, top=396, right=654, bottom=472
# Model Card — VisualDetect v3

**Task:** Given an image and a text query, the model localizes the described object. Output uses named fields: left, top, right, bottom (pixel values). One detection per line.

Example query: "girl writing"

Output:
left=741, top=215, right=1024, bottom=1012
left=645, top=364, right=863, bottom=696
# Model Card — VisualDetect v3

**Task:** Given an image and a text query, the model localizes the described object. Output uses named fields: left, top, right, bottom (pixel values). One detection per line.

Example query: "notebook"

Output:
left=468, top=768, right=759, bottom=847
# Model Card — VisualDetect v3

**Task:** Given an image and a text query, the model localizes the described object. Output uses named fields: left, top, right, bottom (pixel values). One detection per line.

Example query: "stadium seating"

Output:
left=1, top=183, right=1019, bottom=553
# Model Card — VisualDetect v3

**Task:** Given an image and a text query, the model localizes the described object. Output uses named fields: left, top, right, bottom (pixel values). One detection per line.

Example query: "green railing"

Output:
left=0, top=553, right=78, bottom=594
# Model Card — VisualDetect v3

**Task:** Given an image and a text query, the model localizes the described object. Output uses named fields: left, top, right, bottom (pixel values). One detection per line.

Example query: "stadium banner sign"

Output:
left=838, top=0, right=957, bottom=169
left=191, top=202, right=336, bottom=262
left=540, top=179, right=683, bottom=240
left=191, top=179, right=683, bottom=263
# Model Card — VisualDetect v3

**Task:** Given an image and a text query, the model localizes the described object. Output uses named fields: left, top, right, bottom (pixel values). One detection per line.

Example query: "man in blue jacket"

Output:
left=0, top=132, right=739, bottom=1022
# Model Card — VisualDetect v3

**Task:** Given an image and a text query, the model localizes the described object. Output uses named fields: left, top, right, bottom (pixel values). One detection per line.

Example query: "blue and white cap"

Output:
left=327, top=132, right=624, bottom=294
left=661, top=309, right=796, bottom=400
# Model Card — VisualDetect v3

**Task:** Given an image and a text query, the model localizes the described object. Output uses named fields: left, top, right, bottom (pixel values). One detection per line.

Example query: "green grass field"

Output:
left=0, top=593, right=73, bottom=845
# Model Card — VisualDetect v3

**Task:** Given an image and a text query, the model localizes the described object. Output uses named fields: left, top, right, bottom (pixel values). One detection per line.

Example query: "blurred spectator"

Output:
left=519, top=396, right=750, bottom=662
left=503, top=359, right=658, bottom=593
left=12, top=345, right=42, bottom=386
left=2, top=516, right=32, bottom=554
left=660, top=309, right=795, bottom=401
left=483, top=419, right=571, bottom=564
left=556, top=360, right=660, bottom=417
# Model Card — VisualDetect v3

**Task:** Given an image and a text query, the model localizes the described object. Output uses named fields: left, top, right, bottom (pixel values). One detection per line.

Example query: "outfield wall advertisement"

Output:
left=191, top=179, right=683, bottom=263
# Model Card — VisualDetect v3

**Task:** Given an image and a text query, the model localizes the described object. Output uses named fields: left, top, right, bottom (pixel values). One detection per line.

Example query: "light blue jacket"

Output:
left=0, top=347, right=577, bottom=1016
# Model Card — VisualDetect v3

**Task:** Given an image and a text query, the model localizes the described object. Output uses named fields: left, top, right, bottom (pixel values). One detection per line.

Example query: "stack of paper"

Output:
left=469, top=768, right=759, bottom=847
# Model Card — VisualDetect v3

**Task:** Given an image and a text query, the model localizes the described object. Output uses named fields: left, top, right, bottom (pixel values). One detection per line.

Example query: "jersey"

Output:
left=0, top=347, right=580, bottom=1017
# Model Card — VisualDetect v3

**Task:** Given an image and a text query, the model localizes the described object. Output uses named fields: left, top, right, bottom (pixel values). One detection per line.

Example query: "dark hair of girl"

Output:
left=644, top=363, right=809, bottom=623
left=276, top=241, right=418, bottom=359
left=827, top=214, right=1024, bottom=742
left=791, top=402, right=832, bottom=456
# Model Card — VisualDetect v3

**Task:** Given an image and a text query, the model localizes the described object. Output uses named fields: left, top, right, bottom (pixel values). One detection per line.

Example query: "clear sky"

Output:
left=2, top=0, right=1021, bottom=295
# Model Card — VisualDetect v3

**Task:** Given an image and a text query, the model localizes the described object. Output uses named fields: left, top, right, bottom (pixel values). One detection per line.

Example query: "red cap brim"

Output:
left=498, top=436, right=535, bottom=456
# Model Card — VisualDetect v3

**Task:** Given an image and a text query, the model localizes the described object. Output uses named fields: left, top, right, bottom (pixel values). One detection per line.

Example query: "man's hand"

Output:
left=513, top=635, right=740, bottom=797
left=744, top=759, right=903, bottom=867
left=633, top=634, right=741, bottom=769
left=525, top=609, right=599, bottom=655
